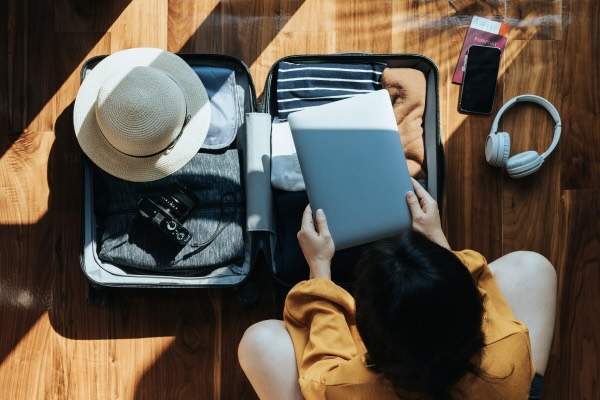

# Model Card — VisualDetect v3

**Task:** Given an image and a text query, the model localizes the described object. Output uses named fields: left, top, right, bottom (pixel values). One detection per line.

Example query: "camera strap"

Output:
left=178, top=191, right=238, bottom=260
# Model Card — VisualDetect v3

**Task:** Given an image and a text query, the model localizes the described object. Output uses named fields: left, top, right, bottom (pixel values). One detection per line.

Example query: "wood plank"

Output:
left=335, top=0, right=392, bottom=53
left=167, top=0, right=223, bottom=53
left=53, top=34, right=112, bottom=141
left=0, top=314, right=54, bottom=399
left=552, top=190, right=600, bottom=399
left=220, top=0, right=283, bottom=75
left=448, top=0, right=505, bottom=34
left=1, top=0, right=56, bottom=133
left=0, top=0, right=12, bottom=132
left=0, top=129, right=56, bottom=400
left=49, top=286, right=220, bottom=399
left=444, top=2, right=505, bottom=259
left=391, top=0, right=448, bottom=57
left=500, top=39, right=564, bottom=398
left=124, top=290, right=221, bottom=400
left=280, top=0, right=336, bottom=33
left=1, top=0, right=26, bottom=134
left=2, top=0, right=120, bottom=139
left=108, top=0, right=168, bottom=51
left=547, top=1, right=600, bottom=396
left=0, top=130, right=53, bottom=224
left=0, top=16, right=116, bottom=400
left=559, top=0, right=600, bottom=190
left=220, top=267, right=280, bottom=400
left=391, top=0, right=450, bottom=222
left=506, top=0, right=562, bottom=40
left=501, top=39, right=562, bottom=262
left=22, top=0, right=56, bottom=133
left=54, top=0, right=121, bottom=33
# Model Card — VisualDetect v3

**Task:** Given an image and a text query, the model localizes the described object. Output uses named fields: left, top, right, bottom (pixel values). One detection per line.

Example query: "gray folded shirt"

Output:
left=95, top=150, right=245, bottom=276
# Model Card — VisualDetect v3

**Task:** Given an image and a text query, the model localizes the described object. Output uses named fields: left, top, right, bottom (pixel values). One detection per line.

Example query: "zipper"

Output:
left=98, top=200, right=245, bottom=218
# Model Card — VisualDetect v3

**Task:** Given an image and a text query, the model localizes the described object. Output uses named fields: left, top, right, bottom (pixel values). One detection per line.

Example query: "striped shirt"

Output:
left=276, top=61, right=386, bottom=120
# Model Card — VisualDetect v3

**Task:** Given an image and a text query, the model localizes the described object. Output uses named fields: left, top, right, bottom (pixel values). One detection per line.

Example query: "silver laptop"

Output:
left=288, top=89, right=414, bottom=250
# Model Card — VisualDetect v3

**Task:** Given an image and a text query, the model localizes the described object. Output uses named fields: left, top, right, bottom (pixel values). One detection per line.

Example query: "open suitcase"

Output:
left=79, top=52, right=444, bottom=298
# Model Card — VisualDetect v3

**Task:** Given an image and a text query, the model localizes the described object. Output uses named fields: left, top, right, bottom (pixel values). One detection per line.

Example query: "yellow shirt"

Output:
left=283, top=250, right=535, bottom=399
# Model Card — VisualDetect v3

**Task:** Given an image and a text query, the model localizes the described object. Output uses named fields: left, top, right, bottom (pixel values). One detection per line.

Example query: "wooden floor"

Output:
left=0, top=0, right=598, bottom=399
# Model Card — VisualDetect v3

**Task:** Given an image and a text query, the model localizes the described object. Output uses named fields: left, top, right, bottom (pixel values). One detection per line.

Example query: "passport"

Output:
left=453, top=16, right=510, bottom=85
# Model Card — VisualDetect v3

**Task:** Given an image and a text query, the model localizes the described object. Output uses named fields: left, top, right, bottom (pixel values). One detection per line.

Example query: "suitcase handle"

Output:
left=332, top=52, right=375, bottom=56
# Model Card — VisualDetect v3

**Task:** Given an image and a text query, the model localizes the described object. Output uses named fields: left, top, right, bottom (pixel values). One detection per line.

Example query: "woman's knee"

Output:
left=491, top=250, right=554, bottom=276
left=513, top=251, right=556, bottom=286
left=238, top=320, right=302, bottom=400
left=492, top=251, right=557, bottom=293
left=238, top=320, right=286, bottom=368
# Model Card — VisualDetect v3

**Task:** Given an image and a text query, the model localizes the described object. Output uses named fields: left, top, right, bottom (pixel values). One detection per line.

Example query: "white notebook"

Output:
left=288, top=89, right=413, bottom=250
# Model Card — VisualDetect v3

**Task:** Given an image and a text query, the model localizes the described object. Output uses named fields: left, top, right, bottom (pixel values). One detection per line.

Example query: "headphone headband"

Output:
left=490, top=94, right=562, bottom=160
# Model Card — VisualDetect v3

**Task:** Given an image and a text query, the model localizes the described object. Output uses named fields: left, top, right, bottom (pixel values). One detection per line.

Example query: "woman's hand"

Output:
left=406, top=178, right=451, bottom=250
left=297, top=205, right=335, bottom=280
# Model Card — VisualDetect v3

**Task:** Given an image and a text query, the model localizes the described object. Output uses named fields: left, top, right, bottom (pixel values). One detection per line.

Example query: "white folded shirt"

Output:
left=270, top=117, right=305, bottom=191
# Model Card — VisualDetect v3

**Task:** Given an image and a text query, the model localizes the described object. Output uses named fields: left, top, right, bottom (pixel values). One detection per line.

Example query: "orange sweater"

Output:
left=283, top=250, right=535, bottom=399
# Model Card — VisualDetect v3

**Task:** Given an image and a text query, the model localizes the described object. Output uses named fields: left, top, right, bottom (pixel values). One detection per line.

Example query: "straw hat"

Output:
left=73, top=47, right=211, bottom=182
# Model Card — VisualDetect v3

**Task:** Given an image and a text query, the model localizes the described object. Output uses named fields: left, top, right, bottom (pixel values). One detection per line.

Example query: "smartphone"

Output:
left=458, top=45, right=502, bottom=115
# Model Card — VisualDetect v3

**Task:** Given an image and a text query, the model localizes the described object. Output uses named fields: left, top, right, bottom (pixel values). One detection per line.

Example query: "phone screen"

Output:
left=458, top=45, right=501, bottom=115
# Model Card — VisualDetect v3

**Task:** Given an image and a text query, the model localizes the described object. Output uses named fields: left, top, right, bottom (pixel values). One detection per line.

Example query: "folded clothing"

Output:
left=94, top=150, right=245, bottom=276
left=271, top=117, right=305, bottom=191
left=381, top=68, right=427, bottom=179
left=276, top=61, right=386, bottom=120
left=192, top=66, right=242, bottom=150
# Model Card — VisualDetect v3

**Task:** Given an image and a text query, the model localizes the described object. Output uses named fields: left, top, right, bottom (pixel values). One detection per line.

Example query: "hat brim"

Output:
left=73, top=48, right=211, bottom=182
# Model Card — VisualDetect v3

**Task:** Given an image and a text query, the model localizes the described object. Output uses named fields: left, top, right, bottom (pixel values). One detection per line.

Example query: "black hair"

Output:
left=354, top=231, right=485, bottom=400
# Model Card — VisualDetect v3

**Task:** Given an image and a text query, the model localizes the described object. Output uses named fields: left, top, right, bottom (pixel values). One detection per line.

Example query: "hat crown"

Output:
left=95, top=66, right=186, bottom=157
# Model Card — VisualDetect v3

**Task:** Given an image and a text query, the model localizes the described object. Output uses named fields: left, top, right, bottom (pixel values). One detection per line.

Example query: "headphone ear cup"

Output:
left=505, top=150, right=543, bottom=178
left=485, top=132, right=511, bottom=167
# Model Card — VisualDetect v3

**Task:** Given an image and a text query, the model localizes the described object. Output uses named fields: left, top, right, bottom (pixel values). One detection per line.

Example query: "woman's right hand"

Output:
left=406, top=178, right=451, bottom=250
left=297, top=205, right=335, bottom=280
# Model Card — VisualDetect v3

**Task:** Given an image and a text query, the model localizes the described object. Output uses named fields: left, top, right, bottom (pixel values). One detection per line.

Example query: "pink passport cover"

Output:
left=453, top=24, right=509, bottom=84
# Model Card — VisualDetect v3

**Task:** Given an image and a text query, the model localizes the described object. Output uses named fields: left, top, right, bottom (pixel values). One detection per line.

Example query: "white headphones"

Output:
left=485, top=94, right=562, bottom=178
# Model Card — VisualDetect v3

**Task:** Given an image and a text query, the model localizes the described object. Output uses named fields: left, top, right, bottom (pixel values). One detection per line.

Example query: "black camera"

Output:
left=137, top=182, right=199, bottom=245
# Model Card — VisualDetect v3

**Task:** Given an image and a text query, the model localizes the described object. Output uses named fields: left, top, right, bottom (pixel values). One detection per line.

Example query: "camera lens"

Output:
left=159, top=182, right=199, bottom=221
left=166, top=220, right=177, bottom=231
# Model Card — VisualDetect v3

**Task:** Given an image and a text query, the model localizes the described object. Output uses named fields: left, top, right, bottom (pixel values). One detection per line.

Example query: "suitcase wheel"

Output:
left=236, top=280, right=260, bottom=306
left=86, top=283, right=113, bottom=306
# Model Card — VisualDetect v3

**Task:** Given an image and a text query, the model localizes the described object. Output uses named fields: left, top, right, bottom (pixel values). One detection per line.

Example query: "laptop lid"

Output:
left=288, top=89, right=414, bottom=250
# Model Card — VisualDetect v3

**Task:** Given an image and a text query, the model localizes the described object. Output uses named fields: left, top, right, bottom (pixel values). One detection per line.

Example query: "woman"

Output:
left=238, top=179, right=556, bottom=399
